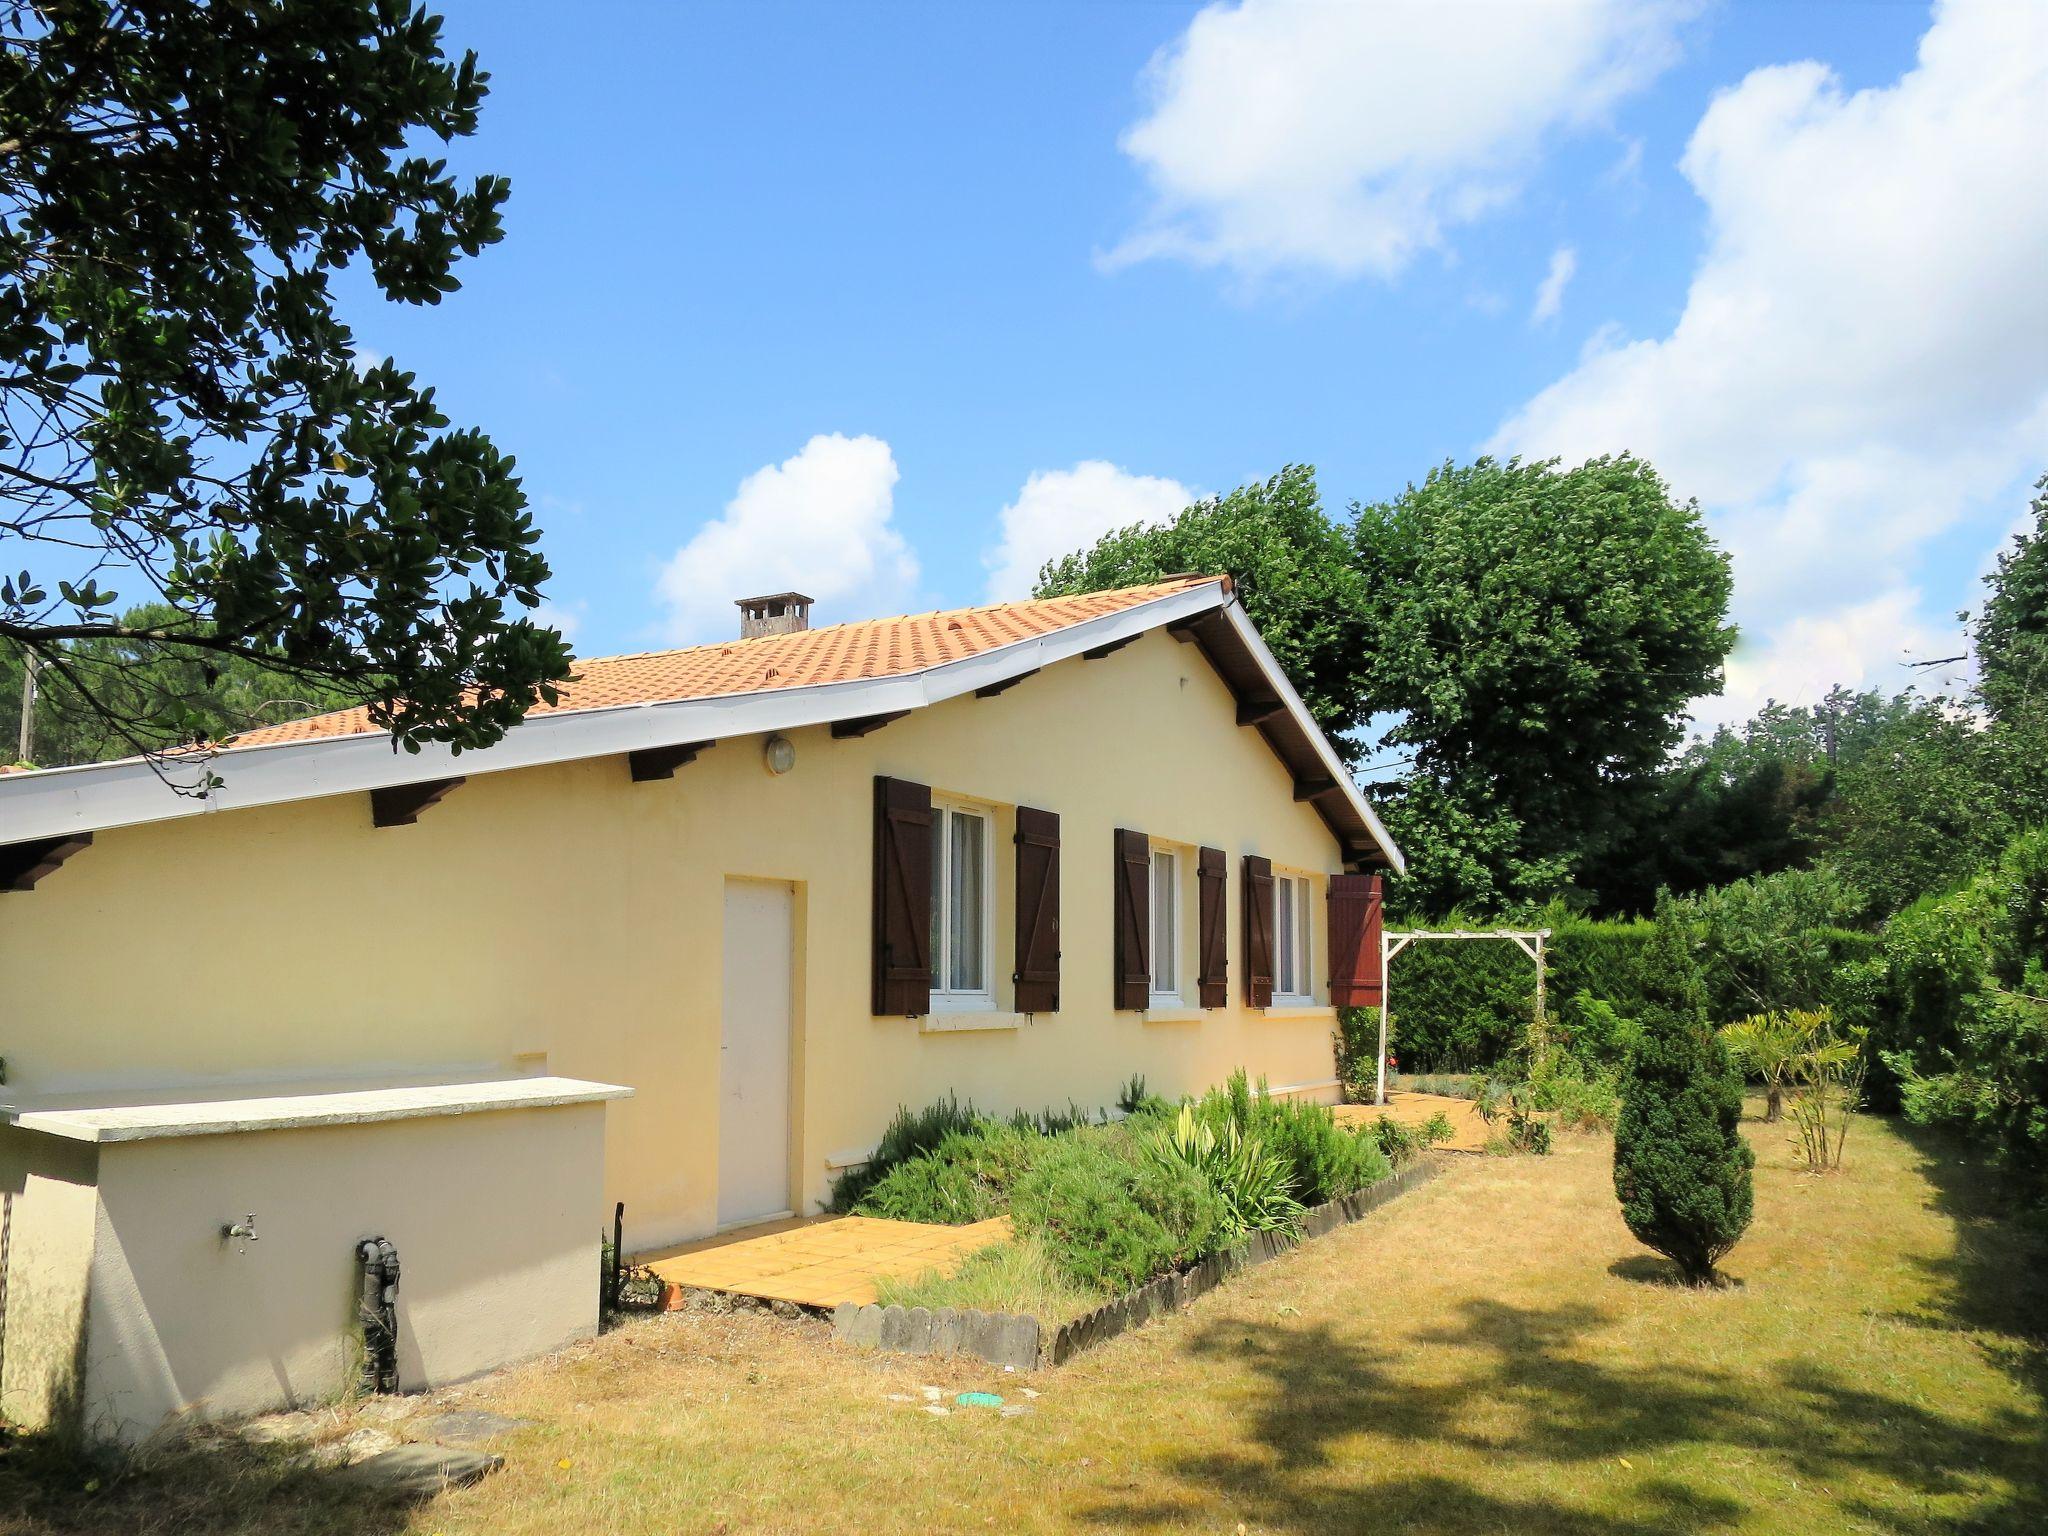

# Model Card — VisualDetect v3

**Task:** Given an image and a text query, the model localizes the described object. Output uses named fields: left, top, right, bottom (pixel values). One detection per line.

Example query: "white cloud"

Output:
left=1531, top=245, right=1578, bottom=324
left=1699, top=588, right=1964, bottom=733
left=1490, top=0, right=2048, bottom=719
left=531, top=601, right=585, bottom=646
left=983, top=461, right=1195, bottom=602
left=655, top=434, right=916, bottom=643
left=1106, top=0, right=1691, bottom=279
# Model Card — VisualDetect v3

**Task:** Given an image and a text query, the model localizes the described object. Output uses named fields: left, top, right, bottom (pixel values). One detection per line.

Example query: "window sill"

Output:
left=1257, top=1002, right=1337, bottom=1023
left=1142, top=1005, right=1203, bottom=1024
left=920, top=1011, right=1030, bottom=1035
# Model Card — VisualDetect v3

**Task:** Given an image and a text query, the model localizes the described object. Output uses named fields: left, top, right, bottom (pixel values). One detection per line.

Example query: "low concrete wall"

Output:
left=3, top=1099, right=612, bottom=1443
left=829, top=1156, right=1441, bottom=1372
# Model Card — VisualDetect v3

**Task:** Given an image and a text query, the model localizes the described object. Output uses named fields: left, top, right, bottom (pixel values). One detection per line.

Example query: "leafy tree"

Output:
left=1035, top=465, right=1371, bottom=760
left=1355, top=456, right=1734, bottom=913
left=1, top=0, right=570, bottom=770
left=1612, top=892, right=1754, bottom=1285
left=3, top=604, right=352, bottom=766
left=1581, top=755, right=1833, bottom=915
left=1824, top=694, right=2011, bottom=916
left=1974, top=471, right=2048, bottom=726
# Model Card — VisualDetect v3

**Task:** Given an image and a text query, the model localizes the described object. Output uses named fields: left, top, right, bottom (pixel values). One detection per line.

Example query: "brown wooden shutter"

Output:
left=1013, top=807, right=1061, bottom=1013
left=1113, top=827, right=1151, bottom=1010
left=1242, top=854, right=1275, bottom=1009
left=872, top=776, right=933, bottom=1015
left=1328, top=873, right=1384, bottom=1008
left=1196, top=847, right=1228, bottom=1008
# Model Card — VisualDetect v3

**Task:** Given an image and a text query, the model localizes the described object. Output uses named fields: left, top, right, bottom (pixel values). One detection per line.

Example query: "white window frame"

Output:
left=1148, top=844, right=1182, bottom=1005
left=930, top=797, right=996, bottom=1012
left=1272, top=871, right=1315, bottom=1004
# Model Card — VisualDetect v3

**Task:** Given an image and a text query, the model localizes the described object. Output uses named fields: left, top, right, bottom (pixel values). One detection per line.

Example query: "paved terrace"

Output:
left=643, top=1215, right=1011, bottom=1308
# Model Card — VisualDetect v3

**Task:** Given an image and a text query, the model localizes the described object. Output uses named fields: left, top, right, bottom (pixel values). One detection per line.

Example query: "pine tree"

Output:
left=1613, top=892, right=1755, bottom=1283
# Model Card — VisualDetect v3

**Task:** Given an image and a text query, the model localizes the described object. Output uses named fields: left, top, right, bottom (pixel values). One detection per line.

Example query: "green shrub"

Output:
left=1366, top=1114, right=1425, bottom=1166
left=1612, top=894, right=1755, bottom=1284
left=1526, top=1053, right=1622, bottom=1131
left=1421, top=1110, right=1455, bottom=1144
left=1009, top=1129, right=1226, bottom=1294
left=855, top=1151, right=996, bottom=1225
left=831, top=1094, right=987, bottom=1210
left=1150, top=1104, right=1304, bottom=1240
left=1334, top=1008, right=1382, bottom=1099
left=1556, top=993, right=1641, bottom=1069
left=1680, top=866, right=1873, bottom=1023
left=1185, top=1071, right=1390, bottom=1205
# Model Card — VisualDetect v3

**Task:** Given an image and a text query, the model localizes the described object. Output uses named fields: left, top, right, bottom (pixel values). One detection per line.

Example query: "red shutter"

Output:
left=1113, top=827, right=1151, bottom=1010
left=1196, top=847, right=1228, bottom=1008
left=1242, top=854, right=1275, bottom=1009
left=1013, top=807, right=1061, bottom=1013
left=1328, top=873, right=1384, bottom=1008
left=872, top=776, right=933, bottom=1015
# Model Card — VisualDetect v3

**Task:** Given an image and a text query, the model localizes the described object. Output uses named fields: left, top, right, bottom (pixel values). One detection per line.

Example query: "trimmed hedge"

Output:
left=1368, top=897, right=1881, bottom=1074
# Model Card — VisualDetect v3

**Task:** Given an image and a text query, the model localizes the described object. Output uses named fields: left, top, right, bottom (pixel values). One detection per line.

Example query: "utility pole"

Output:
left=16, top=652, right=39, bottom=764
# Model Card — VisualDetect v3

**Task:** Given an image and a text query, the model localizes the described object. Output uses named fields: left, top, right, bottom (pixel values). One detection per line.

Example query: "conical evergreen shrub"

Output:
left=1613, top=891, right=1754, bottom=1284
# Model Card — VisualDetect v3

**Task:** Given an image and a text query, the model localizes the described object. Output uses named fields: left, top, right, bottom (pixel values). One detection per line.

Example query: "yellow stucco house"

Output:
left=0, top=574, right=1400, bottom=1440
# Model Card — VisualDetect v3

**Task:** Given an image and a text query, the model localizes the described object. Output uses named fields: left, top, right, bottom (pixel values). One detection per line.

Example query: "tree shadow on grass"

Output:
left=1080, top=1300, right=2047, bottom=1535
left=0, top=1424, right=449, bottom=1536
left=1887, top=1120, right=2048, bottom=1398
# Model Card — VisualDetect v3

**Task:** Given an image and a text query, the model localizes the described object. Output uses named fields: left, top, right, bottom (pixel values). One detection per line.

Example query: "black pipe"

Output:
left=355, top=1236, right=400, bottom=1394
left=608, top=1202, right=624, bottom=1315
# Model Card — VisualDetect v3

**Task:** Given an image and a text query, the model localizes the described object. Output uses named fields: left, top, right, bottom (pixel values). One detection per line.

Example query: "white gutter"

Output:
left=0, top=582, right=1231, bottom=843
left=0, top=576, right=1405, bottom=875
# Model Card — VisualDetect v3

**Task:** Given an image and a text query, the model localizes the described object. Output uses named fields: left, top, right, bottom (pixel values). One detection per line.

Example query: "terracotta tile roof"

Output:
left=226, top=577, right=1222, bottom=750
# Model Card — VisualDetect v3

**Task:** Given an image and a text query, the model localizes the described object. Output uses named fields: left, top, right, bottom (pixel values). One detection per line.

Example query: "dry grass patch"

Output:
left=7, top=1110, right=2043, bottom=1534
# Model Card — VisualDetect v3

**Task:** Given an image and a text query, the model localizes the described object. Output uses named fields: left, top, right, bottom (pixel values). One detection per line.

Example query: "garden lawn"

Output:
left=8, top=1108, right=2044, bottom=1534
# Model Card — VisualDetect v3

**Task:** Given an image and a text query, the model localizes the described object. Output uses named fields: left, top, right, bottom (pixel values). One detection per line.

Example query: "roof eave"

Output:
left=0, top=582, right=1233, bottom=842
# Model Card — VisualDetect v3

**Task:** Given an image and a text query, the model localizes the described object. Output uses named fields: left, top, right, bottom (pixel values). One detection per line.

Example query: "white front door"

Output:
left=719, top=878, right=794, bottom=1228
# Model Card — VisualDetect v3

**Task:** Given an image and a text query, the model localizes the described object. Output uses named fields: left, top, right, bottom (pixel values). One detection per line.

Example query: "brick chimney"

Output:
left=735, top=592, right=814, bottom=639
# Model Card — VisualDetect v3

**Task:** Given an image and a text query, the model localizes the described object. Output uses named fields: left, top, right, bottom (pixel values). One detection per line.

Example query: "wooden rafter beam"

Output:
left=628, top=741, right=713, bottom=782
left=975, top=668, right=1038, bottom=699
left=1165, top=615, right=1209, bottom=644
left=1081, top=635, right=1139, bottom=661
left=1236, top=697, right=1285, bottom=727
left=0, top=832, right=92, bottom=893
left=370, top=777, right=464, bottom=828
left=831, top=711, right=909, bottom=740
left=1293, top=777, right=1338, bottom=802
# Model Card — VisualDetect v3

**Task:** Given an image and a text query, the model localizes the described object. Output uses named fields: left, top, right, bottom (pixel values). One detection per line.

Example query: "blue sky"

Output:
left=353, top=0, right=2047, bottom=730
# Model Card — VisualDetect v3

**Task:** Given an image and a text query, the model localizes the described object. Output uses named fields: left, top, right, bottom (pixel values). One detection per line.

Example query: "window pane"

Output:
left=1276, top=877, right=1296, bottom=995
left=1295, top=878, right=1310, bottom=996
left=1151, top=851, right=1177, bottom=995
left=929, top=809, right=946, bottom=987
left=950, top=811, right=986, bottom=991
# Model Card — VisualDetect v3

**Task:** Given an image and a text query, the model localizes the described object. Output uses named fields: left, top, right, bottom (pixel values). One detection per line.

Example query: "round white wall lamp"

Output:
left=763, top=734, right=796, bottom=775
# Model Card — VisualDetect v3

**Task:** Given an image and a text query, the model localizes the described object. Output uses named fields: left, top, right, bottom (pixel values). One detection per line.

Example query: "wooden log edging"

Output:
left=829, top=1155, right=1440, bottom=1373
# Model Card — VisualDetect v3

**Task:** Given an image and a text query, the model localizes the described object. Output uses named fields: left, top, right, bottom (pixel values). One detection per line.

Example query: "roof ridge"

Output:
left=562, top=575, right=1220, bottom=670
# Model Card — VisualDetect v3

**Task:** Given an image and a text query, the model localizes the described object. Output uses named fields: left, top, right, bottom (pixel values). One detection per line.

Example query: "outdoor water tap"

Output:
left=221, top=1214, right=258, bottom=1252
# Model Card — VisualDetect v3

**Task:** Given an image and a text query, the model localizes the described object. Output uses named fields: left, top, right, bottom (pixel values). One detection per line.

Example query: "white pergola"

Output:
left=1374, top=927, right=1552, bottom=1104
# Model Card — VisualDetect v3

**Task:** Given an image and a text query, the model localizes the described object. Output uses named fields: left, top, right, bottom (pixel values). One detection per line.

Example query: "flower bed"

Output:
left=824, top=1073, right=1440, bottom=1369
left=830, top=1159, right=1439, bottom=1371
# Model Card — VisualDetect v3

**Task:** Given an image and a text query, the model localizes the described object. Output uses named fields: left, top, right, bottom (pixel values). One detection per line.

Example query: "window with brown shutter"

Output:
left=1112, top=827, right=1151, bottom=1010
left=1013, top=806, right=1061, bottom=1012
left=1242, top=853, right=1275, bottom=1009
left=1328, top=873, right=1384, bottom=1008
left=1196, top=847, right=1227, bottom=1008
left=872, top=776, right=933, bottom=1015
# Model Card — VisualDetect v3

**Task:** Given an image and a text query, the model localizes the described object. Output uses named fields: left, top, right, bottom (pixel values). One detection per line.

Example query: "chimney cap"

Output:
left=734, top=591, right=814, bottom=611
